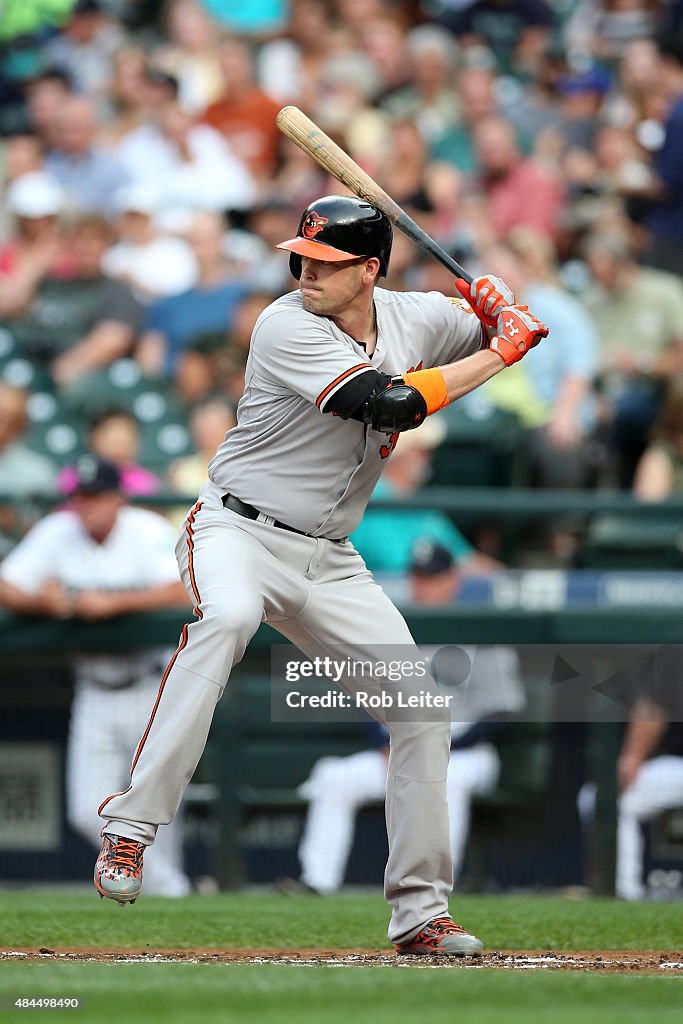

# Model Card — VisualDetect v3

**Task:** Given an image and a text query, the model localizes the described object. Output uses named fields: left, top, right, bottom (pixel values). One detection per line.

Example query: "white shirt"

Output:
left=114, top=123, right=257, bottom=212
left=1, top=506, right=180, bottom=687
left=102, top=236, right=198, bottom=300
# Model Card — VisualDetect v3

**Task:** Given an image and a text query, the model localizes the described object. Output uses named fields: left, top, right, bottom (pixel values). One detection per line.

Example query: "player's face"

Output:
left=298, top=256, right=375, bottom=316
left=72, top=492, right=124, bottom=543
left=410, top=567, right=460, bottom=606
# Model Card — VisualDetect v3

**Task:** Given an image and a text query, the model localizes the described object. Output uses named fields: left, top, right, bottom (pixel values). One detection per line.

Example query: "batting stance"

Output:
left=95, top=196, right=548, bottom=955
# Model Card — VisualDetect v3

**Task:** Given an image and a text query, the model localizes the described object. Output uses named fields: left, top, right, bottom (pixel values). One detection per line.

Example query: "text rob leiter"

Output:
left=285, top=690, right=453, bottom=709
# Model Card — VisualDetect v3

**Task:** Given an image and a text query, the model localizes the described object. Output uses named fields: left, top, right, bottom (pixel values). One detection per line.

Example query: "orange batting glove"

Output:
left=490, top=305, right=549, bottom=366
left=455, top=275, right=516, bottom=327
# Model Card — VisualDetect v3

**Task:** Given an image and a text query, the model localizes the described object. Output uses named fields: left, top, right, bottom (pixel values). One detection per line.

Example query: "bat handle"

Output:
left=436, top=252, right=473, bottom=287
left=393, top=212, right=473, bottom=285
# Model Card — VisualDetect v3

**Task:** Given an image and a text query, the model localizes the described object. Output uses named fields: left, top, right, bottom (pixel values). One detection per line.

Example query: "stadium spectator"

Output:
left=257, top=0, right=338, bottom=107
left=442, top=0, right=555, bottom=78
left=375, top=117, right=433, bottom=218
left=0, top=380, right=60, bottom=558
left=0, top=455, right=191, bottom=897
left=566, top=0, right=660, bottom=64
left=313, top=49, right=383, bottom=138
left=616, top=646, right=683, bottom=900
left=278, top=540, right=525, bottom=895
left=0, top=382, right=58, bottom=497
left=265, top=134, right=327, bottom=210
left=45, top=95, right=130, bottom=218
left=429, top=65, right=498, bottom=175
left=113, top=99, right=256, bottom=214
left=136, top=211, right=246, bottom=379
left=633, top=378, right=683, bottom=501
left=201, top=36, right=282, bottom=180
left=242, top=200, right=298, bottom=294
left=99, top=46, right=153, bottom=146
left=152, top=0, right=224, bottom=114
left=582, top=231, right=683, bottom=486
left=43, top=0, right=127, bottom=103
left=170, top=288, right=271, bottom=405
left=108, top=65, right=180, bottom=180
left=156, top=101, right=257, bottom=213
left=3, top=214, right=143, bottom=390
left=645, top=31, right=683, bottom=277
left=1, top=132, right=45, bottom=185
left=471, top=115, right=565, bottom=240
left=167, top=395, right=236, bottom=496
left=473, top=232, right=599, bottom=489
left=24, top=69, right=73, bottom=151
left=0, top=171, right=71, bottom=314
left=553, top=67, right=610, bottom=155
left=381, top=25, right=461, bottom=143
left=604, top=37, right=660, bottom=128
left=102, top=184, right=197, bottom=301
left=358, top=10, right=411, bottom=102
left=59, top=406, right=161, bottom=498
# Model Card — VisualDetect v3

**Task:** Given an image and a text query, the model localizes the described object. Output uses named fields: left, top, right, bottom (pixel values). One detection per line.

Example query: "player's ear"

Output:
left=364, top=256, right=381, bottom=283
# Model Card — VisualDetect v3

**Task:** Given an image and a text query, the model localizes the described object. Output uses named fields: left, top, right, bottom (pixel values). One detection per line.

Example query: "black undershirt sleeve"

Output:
left=324, top=369, right=393, bottom=421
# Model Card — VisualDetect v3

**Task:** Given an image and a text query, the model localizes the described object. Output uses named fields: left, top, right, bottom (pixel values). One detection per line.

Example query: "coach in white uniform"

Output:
left=95, top=196, right=549, bottom=954
left=0, top=455, right=191, bottom=897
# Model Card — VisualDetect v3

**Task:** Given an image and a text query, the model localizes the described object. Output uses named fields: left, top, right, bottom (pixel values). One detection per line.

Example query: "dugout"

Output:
left=1, top=607, right=681, bottom=896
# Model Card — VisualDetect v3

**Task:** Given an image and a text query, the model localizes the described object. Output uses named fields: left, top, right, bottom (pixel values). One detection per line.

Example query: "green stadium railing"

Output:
left=0, top=605, right=681, bottom=649
left=3, top=487, right=683, bottom=517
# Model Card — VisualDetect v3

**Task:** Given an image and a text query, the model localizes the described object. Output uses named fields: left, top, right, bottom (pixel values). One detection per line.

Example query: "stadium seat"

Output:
left=138, top=416, right=193, bottom=474
left=60, top=360, right=158, bottom=416
left=0, top=356, right=54, bottom=394
left=430, top=397, right=523, bottom=488
left=23, top=390, right=84, bottom=465
left=577, top=514, right=683, bottom=569
left=0, top=327, right=17, bottom=362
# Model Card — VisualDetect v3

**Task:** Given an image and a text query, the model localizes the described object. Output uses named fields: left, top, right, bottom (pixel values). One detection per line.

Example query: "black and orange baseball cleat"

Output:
left=94, top=833, right=144, bottom=906
left=396, top=916, right=484, bottom=956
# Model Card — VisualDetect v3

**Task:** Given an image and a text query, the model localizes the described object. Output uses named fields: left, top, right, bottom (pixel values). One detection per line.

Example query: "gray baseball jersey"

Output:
left=209, top=287, right=482, bottom=539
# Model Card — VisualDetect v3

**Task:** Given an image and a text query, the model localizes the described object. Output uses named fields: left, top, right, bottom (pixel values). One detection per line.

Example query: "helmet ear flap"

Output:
left=290, top=253, right=302, bottom=280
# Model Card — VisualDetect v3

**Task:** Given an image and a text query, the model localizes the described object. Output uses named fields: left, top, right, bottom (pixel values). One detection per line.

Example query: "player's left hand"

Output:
left=490, top=305, right=549, bottom=366
left=455, top=275, right=516, bottom=327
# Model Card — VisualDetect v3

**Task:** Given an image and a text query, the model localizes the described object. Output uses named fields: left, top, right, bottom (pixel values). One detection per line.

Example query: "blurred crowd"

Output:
left=1, top=1, right=683, bottom=900
left=1, top=0, right=683, bottom=554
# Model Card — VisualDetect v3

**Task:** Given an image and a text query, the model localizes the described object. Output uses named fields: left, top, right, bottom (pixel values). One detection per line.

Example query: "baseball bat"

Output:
left=276, top=105, right=473, bottom=286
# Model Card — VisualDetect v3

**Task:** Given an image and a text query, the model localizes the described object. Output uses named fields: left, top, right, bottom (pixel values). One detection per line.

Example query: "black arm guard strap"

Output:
left=361, top=375, right=428, bottom=433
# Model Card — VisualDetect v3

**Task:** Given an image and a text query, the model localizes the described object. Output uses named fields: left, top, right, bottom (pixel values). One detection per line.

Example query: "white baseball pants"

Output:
left=616, top=755, right=683, bottom=900
left=297, top=744, right=499, bottom=894
left=99, top=481, right=453, bottom=944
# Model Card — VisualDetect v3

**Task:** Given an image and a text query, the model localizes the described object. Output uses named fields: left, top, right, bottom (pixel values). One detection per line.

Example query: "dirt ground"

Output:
left=2, top=948, right=683, bottom=972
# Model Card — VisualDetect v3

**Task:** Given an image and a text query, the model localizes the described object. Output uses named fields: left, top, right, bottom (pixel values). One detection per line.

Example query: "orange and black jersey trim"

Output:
left=318, top=366, right=397, bottom=421
left=315, top=362, right=375, bottom=413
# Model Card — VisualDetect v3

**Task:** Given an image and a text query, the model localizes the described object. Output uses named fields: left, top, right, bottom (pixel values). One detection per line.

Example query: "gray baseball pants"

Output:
left=99, top=480, right=452, bottom=944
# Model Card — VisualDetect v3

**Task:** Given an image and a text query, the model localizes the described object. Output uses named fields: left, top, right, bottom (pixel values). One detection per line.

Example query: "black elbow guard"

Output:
left=361, top=375, right=428, bottom=433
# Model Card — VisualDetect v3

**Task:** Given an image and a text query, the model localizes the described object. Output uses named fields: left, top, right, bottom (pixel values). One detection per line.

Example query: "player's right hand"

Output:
left=489, top=305, right=549, bottom=366
left=455, top=275, right=516, bottom=327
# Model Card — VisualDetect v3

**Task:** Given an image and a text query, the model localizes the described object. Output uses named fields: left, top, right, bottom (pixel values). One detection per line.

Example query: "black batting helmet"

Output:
left=277, top=195, right=393, bottom=280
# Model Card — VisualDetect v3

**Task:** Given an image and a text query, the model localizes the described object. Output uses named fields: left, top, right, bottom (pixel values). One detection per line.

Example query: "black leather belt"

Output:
left=221, top=493, right=346, bottom=543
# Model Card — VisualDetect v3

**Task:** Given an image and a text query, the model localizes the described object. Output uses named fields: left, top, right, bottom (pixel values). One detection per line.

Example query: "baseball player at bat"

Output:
left=95, top=195, right=548, bottom=955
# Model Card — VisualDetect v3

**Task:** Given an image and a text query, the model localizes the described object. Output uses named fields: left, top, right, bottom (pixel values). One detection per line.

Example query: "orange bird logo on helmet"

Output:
left=301, top=212, right=329, bottom=239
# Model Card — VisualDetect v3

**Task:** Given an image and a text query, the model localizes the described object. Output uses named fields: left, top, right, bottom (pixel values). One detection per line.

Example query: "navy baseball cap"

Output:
left=72, top=455, right=121, bottom=495
left=410, top=539, right=454, bottom=577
